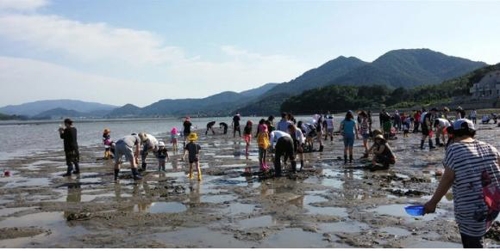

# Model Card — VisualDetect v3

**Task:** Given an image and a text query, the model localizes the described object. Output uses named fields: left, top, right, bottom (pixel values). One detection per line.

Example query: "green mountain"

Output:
left=235, top=48, right=487, bottom=115
left=281, top=62, right=500, bottom=114
left=106, top=104, right=142, bottom=118
left=234, top=56, right=368, bottom=115
left=331, top=48, right=487, bottom=88
left=106, top=83, right=279, bottom=117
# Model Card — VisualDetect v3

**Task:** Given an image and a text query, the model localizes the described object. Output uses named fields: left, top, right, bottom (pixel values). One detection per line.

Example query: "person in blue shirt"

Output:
left=339, top=111, right=359, bottom=163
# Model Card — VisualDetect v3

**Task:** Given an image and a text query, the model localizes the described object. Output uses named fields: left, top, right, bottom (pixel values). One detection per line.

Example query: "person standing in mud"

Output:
left=232, top=113, right=241, bottom=138
left=413, top=110, right=421, bottom=133
left=340, top=111, right=359, bottom=163
left=424, top=119, right=500, bottom=248
left=256, top=119, right=270, bottom=172
left=182, top=117, right=192, bottom=142
left=182, top=133, right=202, bottom=181
left=420, top=108, right=437, bottom=150
left=358, top=111, right=370, bottom=158
left=270, top=130, right=296, bottom=177
left=288, top=124, right=305, bottom=171
left=59, top=118, right=80, bottom=177
left=243, top=120, right=253, bottom=162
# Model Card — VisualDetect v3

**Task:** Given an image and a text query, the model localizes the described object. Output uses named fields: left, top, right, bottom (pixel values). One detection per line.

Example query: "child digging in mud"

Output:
left=181, top=133, right=202, bottom=181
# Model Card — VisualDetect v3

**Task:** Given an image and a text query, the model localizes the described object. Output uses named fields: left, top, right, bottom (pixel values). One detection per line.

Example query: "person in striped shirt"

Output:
left=424, top=119, right=500, bottom=248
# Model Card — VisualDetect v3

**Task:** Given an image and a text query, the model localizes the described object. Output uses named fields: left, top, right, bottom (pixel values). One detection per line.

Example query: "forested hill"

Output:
left=280, top=62, right=500, bottom=114
left=234, top=48, right=487, bottom=115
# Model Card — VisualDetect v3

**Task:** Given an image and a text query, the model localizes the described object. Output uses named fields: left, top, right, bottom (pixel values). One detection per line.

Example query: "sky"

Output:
left=0, top=0, right=499, bottom=108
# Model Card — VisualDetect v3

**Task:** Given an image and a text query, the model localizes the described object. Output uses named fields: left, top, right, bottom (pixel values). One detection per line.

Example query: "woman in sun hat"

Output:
left=370, top=134, right=396, bottom=169
left=182, top=132, right=202, bottom=181
left=424, top=119, right=500, bottom=248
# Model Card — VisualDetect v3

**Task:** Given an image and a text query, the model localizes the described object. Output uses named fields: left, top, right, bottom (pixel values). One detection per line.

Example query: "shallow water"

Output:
left=2, top=117, right=500, bottom=248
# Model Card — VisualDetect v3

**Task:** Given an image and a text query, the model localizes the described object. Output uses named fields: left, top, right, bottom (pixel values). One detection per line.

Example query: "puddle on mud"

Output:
left=306, top=206, right=348, bottom=217
left=0, top=207, right=37, bottom=217
left=3, top=177, right=51, bottom=188
left=0, top=211, right=90, bottom=248
left=21, top=160, right=60, bottom=171
left=135, top=202, right=187, bottom=214
left=222, top=203, right=256, bottom=215
left=317, top=221, right=370, bottom=233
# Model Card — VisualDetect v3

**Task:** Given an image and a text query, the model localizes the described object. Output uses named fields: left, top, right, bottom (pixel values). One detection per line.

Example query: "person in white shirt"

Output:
left=325, top=115, right=334, bottom=141
left=138, top=132, right=159, bottom=171
left=269, top=130, right=295, bottom=177
left=288, top=124, right=305, bottom=171
left=434, top=118, right=451, bottom=147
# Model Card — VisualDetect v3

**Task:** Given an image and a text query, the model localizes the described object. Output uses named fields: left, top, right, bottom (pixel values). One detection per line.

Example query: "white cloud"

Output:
left=0, top=14, right=186, bottom=66
left=0, top=7, right=311, bottom=106
left=0, top=0, right=48, bottom=12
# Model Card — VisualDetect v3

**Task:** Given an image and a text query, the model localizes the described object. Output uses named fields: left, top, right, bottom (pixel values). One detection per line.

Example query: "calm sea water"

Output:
left=0, top=115, right=322, bottom=161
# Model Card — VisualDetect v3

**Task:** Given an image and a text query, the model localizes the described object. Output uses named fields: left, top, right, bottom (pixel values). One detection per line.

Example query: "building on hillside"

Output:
left=470, top=70, right=500, bottom=98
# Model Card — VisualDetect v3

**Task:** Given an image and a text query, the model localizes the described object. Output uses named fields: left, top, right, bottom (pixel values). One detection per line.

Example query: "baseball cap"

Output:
left=453, top=118, right=475, bottom=131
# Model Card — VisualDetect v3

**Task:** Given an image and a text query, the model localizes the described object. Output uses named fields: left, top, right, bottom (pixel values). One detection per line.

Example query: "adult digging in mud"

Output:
left=113, top=134, right=142, bottom=181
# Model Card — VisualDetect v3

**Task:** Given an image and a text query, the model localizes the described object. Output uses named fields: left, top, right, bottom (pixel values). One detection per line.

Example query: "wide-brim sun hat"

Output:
left=103, top=128, right=111, bottom=134
left=187, top=132, right=198, bottom=141
left=158, top=141, right=165, bottom=147
left=375, top=134, right=386, bottom=142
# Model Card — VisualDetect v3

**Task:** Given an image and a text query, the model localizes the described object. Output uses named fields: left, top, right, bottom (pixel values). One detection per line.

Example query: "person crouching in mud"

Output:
left=369, top=134, right=396, bottom=170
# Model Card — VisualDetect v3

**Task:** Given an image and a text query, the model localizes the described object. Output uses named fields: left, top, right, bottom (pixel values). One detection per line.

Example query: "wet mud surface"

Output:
left=2, top=122, right=500, bottom=248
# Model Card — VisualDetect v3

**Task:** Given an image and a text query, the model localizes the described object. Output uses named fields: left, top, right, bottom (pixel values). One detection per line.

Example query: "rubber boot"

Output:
left=420, top=140, right=425, bottom=150
left=344, top=154, right=348, bottom=164
left=429, top=139, right=436, bottom=150
left=73, top=162, right=80, bottom=174
left=291, top=160, right=297, bottom=173
left=198, top=172, right=202, bottom=181
left=300, top=160, right=304, bottom=171
left=319, top=145, right=324, bottom=152
left=63, top=164, right=73, bottom=177
left=349, top=154, right=353, bottom=163
left=114, top=169, right=120, bottom=181
left=132, top=168, right=142, bottom=180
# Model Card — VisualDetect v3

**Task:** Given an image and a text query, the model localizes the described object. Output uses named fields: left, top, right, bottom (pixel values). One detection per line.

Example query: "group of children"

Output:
left=102, top=127, right=202, bottom=181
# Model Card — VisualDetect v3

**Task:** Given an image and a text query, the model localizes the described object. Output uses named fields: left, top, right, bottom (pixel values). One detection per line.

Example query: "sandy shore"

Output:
left=1, top=123, right=500, bottom=248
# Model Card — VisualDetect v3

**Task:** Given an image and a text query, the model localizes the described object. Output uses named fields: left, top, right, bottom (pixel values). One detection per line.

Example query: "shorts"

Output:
left=189, top=157, right=199, bottom=164
left=171, top=138, right=178, bottom=144
left=114, top=141, right=134, bottom=163
left=343, top=135, right=355, bottom=147
left=244, top=134, right=252, bottom=143
left=327, top=128, right=334, bottom=134
left=362, top=133, right=370, bottom=140
left=422, top=127, right=430, bottom=136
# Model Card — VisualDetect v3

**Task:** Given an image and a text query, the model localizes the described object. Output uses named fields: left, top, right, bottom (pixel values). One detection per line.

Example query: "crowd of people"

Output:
left=57, top=106, right=500, bottom=248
